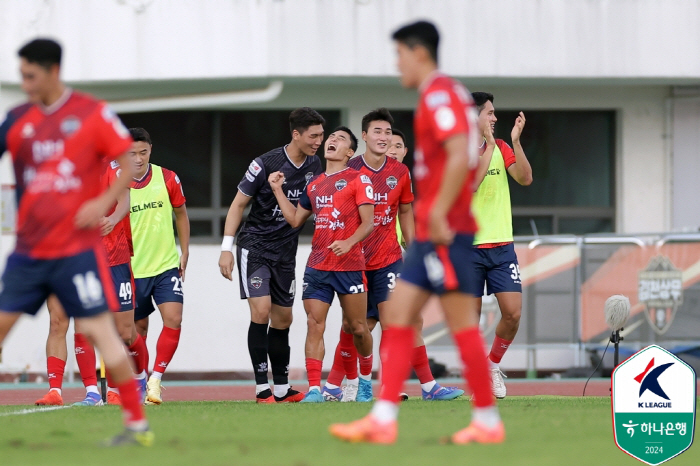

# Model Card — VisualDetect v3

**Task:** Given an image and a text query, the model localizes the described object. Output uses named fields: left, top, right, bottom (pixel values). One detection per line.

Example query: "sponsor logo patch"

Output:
left=360, top=174, right=371, bottom=184
left=248, top=160, right=262, bottom=176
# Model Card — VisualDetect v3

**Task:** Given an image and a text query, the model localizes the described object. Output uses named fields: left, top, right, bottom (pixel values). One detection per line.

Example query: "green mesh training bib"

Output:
left=473, top=144, right=513, bottom=245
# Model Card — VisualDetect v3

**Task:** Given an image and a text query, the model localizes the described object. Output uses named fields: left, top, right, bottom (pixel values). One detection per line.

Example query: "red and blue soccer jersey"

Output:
left=299, top=168, right=374, bottom=271
left=101, top=161, right=133, bottom=266
left=413, top=73, right=479, bottom=241
left=348, top=155, right=413, bottom=270
left=0, top=90, right=133, bottom=259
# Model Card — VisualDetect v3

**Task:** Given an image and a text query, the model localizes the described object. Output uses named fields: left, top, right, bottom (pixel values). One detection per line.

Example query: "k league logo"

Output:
left=612, top=345, right=696, bottom=465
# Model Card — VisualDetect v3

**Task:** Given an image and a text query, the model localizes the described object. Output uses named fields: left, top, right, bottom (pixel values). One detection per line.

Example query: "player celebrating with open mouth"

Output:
left=268, top=127, right=375, bottom=403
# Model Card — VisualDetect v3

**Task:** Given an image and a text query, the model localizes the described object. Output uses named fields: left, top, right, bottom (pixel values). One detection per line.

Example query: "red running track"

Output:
left=0, top=380, right=614, bottom=405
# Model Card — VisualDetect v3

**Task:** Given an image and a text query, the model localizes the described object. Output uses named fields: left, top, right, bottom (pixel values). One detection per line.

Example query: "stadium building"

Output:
left=1, top=0, right=700, bottom=378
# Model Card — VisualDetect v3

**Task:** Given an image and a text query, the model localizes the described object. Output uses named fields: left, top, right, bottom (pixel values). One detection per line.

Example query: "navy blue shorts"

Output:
left=134, top=267, right=183, bottom=321
left=471, top=243, right=522, bottom=297
left=110, top=262, right=135, bottom=312
left=0, top=249, right=118, bottom=318
left=400, top=234, right=478, bottom=295
left=365, top=259, right=403, bottom=321
left=301, top=267, right=367, bottom=305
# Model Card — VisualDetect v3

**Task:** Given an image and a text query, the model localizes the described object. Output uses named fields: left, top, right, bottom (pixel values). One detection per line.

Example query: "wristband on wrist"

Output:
left=221, top=235, right=235, bottom=252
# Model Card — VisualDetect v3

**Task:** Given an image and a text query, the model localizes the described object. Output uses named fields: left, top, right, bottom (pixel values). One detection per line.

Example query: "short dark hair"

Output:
left=471, top=92, right=494, bottom=114
left=18, top=38, right=62, bottom=70
left=289, top=107, right=325, bottom=136
left=332, top=126, right=358, bottom=152
left=361, top=108, right=394, bottom=134
left=129, top=127, right=152, bottom=145
left=392, top=20, right=439, bottom=64
left=391, top=128, right=407, bottom=146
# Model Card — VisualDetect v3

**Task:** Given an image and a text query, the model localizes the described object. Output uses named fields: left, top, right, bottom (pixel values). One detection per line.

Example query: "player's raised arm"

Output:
left=430, top=133, right=471, bottom=245
left=507, top=112, right=533, bottom=186
left=269, top=171, right=312, bottom=228
left=219, top=191, right=252, bottom=280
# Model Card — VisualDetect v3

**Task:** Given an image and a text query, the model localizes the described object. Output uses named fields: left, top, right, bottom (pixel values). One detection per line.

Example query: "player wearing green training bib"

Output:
left=128, top=127, right=190, bottom=406
left=470, top=92, right=533, bottom=400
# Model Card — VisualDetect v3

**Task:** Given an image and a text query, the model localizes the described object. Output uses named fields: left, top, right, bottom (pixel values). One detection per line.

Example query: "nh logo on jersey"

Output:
left=386, top=176, right=398, bottom=189
left=638, top=256, right=683, bottom=335
left=287, top=189, right=303, bottom=199
left=316, top=195, right=333, bottom=209
left=32, top=139, right=64, bottom=163
left=335, top=179, right=347, bottom=191
left=612, top=345, right=696, bottom=465
left=131, top=200, right=165, bottom=213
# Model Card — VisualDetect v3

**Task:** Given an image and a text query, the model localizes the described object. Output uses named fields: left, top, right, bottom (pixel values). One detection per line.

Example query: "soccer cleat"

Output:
left=299, top=389, right=325, bottom=403
left=329, top=415, right=397, bottom=444
left=107, top=391, right=122, bottom=406
left=356, top=378, right=373, bottom=402
left=321, top=385, right=343, bottom=402
left=451, top=421, right=505, bottom=444
left=422, top=384, right=465, bottom=401
left=73, top=392, right=104, bottom=406
left=274, top=387, right=305, bottom=403
left=341, top=384, right=358, bottom=402
left=256, top=389, right=276, bottom=404
left=145, top=376, right=163, bottom=405
left=490, top=366, right=507, bottom=399
left=400, top=393, right=409, bottom=401
left=103, top=427, right=155, bottom=447
left=137, top=377, right=147, bottom=404
left=35, top=390, right=63, bottom=406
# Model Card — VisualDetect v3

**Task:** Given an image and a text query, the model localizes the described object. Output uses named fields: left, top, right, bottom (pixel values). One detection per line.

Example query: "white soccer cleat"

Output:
left=490, top=366, right=507, bottom=399
left=145, top=376, right=163, bottom=405
left=341, top=383, right=358, bottom=402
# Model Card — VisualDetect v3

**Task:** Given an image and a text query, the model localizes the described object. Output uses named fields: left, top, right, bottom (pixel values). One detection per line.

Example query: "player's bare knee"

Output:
left=306, top=315, right=325, bottom=336
left=501, top=307, right=521, bottom=326
left=349, top=320, right=368, bottom=337
left=49, top=314, right=69, bottom=336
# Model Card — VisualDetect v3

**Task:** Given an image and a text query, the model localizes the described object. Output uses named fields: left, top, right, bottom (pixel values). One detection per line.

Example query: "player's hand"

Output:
left=268, top=171, right=285, bottom=191
left=179, top=252, right=189, bottom=282
left=511, top=111, right=526, bottom=144
left=328, top=239, right=353, bottom=256
left=428, top=211, right=455, bottom=246
left=484, top=124, right=496, bottom=147
left=219, top=251, right=235, bottom=281
left=99, top=216, right=116, bottom=236
left=75, top=197, right=110, bottom=229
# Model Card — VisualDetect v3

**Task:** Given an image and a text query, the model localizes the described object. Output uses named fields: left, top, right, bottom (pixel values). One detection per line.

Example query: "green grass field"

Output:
left=0, top=397, right=697, bottom=466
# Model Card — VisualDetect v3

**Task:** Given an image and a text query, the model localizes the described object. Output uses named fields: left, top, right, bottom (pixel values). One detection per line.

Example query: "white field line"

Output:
left=0, top=406, right=71, bottom=416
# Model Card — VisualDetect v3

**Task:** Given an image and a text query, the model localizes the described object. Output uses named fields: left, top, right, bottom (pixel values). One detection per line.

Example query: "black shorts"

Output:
left=471, top=243, right=522, bottom=297
left=110, top=262, right=135, bottom=312
left=301, top=267, right=366, bottom=305
left=236, top=246, right=296, bottom=307
left=365, top=259, right=403, bottom=321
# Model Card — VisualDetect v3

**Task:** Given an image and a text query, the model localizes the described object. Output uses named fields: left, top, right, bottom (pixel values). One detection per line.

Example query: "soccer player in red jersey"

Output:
left=323, top=111, right=464, bottom=403
left=330, top=21, right=504, bottom=445
left=470, top=92, right=532, bottom=399
left=268, top=126, right=375, bottom=403
left=34, top=164, right=148, bottom=407
left=0, top=39, right=152, bottom=446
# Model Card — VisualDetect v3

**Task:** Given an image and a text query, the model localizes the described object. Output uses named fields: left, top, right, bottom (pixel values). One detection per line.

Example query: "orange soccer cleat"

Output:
left=107, top=391, right=122, bottom=406
left=35, top=390, right=63, bottom=406
left=274, top=388, right=305, bottom=403
left=451, top=421, right=505, bottom=445
left=329, top=415, right=397, bottom=444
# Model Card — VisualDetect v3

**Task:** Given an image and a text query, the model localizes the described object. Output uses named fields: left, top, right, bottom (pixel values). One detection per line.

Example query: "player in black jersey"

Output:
left=219, top=107, right=325, bottom=403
